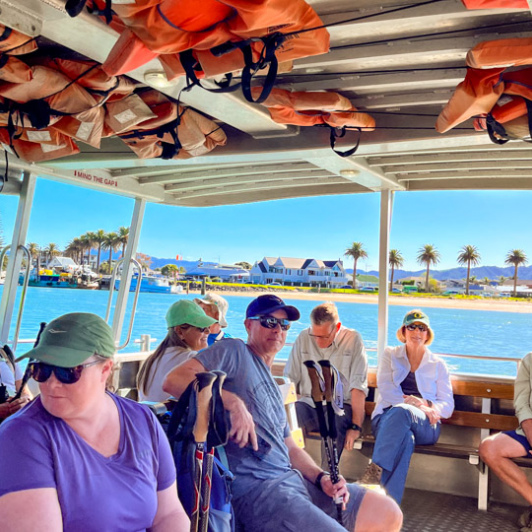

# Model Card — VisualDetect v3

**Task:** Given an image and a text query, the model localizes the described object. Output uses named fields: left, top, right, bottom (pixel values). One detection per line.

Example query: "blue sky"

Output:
left=0, top=176, right=525, bottom=271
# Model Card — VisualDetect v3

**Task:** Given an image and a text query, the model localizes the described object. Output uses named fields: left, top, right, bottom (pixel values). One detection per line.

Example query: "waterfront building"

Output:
left=250, top=256, right=348, bottom=287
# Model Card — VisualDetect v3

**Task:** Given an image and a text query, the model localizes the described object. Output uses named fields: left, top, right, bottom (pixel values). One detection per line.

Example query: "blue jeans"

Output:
left=371, top=404, right=441, bottom=504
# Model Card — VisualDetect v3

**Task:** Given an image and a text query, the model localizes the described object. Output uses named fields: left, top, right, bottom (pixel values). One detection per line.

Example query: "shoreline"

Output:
left=201, top=289, right=532, bottom=314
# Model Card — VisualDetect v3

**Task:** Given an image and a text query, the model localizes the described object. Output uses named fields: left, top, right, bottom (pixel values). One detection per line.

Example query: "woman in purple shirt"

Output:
left=0, top=312, right=189, bottom=532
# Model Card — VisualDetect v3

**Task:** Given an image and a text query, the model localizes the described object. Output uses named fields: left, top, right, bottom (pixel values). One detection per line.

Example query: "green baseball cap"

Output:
left=16, top=313, right=116, bottom=368
left=402, top=309, right=430, bottom=328
left=166, top=299, right=217, bottom=329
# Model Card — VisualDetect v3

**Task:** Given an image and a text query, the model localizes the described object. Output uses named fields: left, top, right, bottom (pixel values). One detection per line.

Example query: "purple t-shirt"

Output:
left=0, top=393, right=176, bottom=531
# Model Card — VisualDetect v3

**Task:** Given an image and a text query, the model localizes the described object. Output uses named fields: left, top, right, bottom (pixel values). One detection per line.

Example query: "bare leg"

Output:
left=479, top=433, right=532, bottom=504
left=354, top=490, right=403, bottom=532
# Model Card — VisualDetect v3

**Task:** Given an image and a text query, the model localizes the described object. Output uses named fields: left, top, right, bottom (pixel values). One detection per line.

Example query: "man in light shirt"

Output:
left=285, top=302, right=368, bottom=469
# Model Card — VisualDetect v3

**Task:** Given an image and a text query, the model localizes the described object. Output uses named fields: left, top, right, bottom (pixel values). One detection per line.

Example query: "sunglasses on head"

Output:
left=29, top=360, right=100, bottom=385
left=179, top=324, right=210, bottom=334
left=248, top=316, right=291, bottom=331
left=406, top=324, right=428, bottom=332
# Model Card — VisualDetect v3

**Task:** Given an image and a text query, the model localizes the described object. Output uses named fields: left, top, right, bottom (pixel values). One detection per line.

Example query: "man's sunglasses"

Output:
left=179, top=324, right=210, bottom=334
left=29, top=360, right=101, bottom=385
left=406, top=324, right=428, bottom=332
left=248, top=316, right=291, bottom=331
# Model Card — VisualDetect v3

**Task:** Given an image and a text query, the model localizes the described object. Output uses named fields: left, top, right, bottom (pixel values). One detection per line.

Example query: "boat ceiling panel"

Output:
left=1, top=0, right=532, bottom=205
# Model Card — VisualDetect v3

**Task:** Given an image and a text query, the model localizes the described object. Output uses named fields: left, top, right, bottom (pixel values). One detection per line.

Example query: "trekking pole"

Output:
left=191, top=372, right=217, bottom=532
left=199, top=370, right=227, bottom=532
left=319, top=360, right=345, bottom=525
left=303, top=361, right=338, bottom=493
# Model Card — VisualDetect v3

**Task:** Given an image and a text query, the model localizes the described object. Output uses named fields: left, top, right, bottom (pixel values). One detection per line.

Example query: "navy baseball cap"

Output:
left=246, top=294, right=300, bottom=321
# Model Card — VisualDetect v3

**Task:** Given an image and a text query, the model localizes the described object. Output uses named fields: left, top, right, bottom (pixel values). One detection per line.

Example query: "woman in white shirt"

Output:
left=358, top=309, right=454, bottom=504
left=0, top=346, right=32, bottom=421
left=137, top=300, right=216, bottom=402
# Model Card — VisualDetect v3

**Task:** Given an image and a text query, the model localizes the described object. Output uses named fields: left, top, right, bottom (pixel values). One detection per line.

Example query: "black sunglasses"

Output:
left=29, top=361, right=100, bottom=385
left=179, top=324, right=211, bottom=334
left=406, top=324, right=428, bottom=332
left=248, top=316, right=291, bottom=331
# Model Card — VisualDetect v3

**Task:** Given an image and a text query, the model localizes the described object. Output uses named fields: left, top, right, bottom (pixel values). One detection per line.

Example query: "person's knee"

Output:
left=479, top=436, right=500, bottom=465
left=355, top=491, right=403, bottom=532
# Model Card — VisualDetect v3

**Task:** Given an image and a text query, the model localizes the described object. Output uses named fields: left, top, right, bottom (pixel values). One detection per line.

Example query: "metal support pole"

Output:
left=111, top=198, right=146, bottom=347
left=377, top=190, right=394, bottom=361
left=0, top=171, right=36, bottom=347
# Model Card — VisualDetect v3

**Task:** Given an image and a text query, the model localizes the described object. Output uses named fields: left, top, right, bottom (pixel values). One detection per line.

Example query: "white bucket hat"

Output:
left=194, top=293, right=229, bottom=328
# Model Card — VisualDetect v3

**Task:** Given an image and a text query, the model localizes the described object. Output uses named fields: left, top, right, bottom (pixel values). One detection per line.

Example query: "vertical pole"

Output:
left=0, top=171, right=36, bottom=346
left=377, top=190, right=394, bottom=361
left=111, top=198, right=146, bottom=347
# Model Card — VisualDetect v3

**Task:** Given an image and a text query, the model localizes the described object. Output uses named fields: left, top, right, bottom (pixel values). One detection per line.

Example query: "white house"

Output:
left=47, top=256, right=79, bottom=272
left=250, top=257, right=348, bottom=287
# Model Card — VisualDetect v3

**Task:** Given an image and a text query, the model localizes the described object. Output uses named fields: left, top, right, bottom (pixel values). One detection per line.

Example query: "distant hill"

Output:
left=148, top=258, right=217, bottom=270
left=345, top=265, right=532, bottom=281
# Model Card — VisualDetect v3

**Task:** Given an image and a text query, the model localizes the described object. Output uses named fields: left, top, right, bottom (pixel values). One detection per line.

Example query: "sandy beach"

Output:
left=206, top=289, right=532, bottom=314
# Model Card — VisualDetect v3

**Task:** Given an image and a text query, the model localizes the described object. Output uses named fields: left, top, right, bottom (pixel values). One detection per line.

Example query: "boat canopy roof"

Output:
left=2, top=0, right=532, bottom=206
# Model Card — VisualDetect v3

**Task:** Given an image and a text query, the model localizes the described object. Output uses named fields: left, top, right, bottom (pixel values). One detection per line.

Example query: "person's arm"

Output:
left=345, top=332, right=368, bottom=450
left=148, top=482, right=190, bottom=532
left=515, top=354, right=532, bottom=433
left=376, top=347, right=404, bottom=405
left=285, top=435, right=349, bottom=508
left=163, top=358, right=205, bottom=398
left=284, top=334, right=303, bottom=391
left=0, top=488, right=63, bottom=531
left=163, top=358, right=258, bottom=450
left=344, top=388, right=366, bottom=450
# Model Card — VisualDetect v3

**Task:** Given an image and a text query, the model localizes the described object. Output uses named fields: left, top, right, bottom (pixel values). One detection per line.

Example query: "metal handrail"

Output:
left=0, top=245, right=31, bottom=351
left=105, top=258, right=143, bottom=350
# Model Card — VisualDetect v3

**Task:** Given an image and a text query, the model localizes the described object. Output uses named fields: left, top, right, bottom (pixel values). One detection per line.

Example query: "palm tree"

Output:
left=80, top=232, right=97, bottom=268
left=457, top=245, right=481, bottom=296
left=417, top=244, right=440, bottom=292
left=482, top=276, right=490, bottom=286
left=345, top=242, right=368, bottom=289
left=498, top=275, right=506, bottom=285
left=118, top=226, right=129, bottom=258
left=26, top=242, right=40, bottom=273
left=505, top=249, right=528, bottom=297
left=45, top=242, right=60, bottom=265
left=93, top=229, right=106, bottom=272
left=103, top=232, right=120, bottom=273
left=65, top=238, right=83, bottom=264
left=389, top=249, right=404, bottom=292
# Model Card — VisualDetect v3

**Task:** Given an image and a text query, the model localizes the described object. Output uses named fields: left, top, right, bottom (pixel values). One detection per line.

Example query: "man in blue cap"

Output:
left=164, top=294, right=402, bottom=532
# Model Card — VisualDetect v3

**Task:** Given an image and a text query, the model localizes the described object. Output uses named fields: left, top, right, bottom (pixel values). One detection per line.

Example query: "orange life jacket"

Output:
left=461, top=0, right=528, bottom=8
left=0, top=65, right=105, bottom=148
left=0, top=128, right=80, bottom=162
left=101, top=0, right=329, bottom=95
left=255, top=88, right=376, bottom=130
left=118, top=90, right=227, bottom=159
left=117, top=89, right=226, bottom=159
left=0, top=25, right=37, bottom=55
left=0, top=56, right=33, bottom=84
left=437, top=39, right=532, bottom=133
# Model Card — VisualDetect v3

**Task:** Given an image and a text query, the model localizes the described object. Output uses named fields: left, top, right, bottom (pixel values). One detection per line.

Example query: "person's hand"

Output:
left=8, top=395, right=30, bottom=415
left=419, top=404, right=440, bottom=424
left=320, top=474, right=350, bottom=510
left=226, top=394, right=258, bottom=450
left=344, top=428, right=360, bottom=451
left=403, top=395, right=425, bottom=408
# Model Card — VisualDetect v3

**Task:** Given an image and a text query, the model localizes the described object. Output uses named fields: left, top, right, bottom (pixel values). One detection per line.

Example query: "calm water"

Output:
left=2, top=286, right=531, bottom=377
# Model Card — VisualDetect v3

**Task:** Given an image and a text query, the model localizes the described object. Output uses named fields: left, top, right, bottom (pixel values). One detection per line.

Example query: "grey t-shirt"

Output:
left=196, top=339, right=291, bottom=500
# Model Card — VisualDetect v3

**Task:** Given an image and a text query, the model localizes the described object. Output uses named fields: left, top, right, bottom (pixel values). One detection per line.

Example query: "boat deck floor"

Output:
left=401, top=488, right=523, bottom=531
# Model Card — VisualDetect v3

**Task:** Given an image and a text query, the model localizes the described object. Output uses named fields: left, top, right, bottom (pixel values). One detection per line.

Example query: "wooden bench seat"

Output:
left=272, top=363, right=520, bottom=510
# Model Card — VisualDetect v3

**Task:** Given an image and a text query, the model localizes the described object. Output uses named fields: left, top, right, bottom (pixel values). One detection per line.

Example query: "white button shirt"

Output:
left=284, top=326, right=368, bottom=407
left=373, top=344, right=454, bottom=419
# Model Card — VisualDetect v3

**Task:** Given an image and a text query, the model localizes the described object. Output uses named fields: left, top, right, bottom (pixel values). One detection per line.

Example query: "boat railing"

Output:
left=106, top=257, right=143, bottom=350
left=0, top=245, right=31, bottom=352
